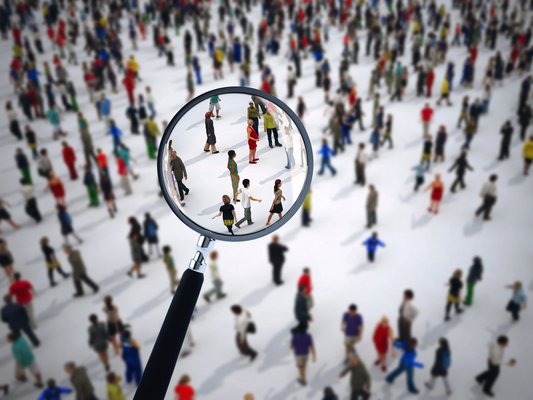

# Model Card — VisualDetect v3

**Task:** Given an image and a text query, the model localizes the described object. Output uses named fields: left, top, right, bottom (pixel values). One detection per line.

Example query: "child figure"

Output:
left=362, top=232, right=385, bottom=263
left=106, top=372, right=126, bottom=400
left=212, top=195, right=236, bottom=235
left=425, top=174, right=444, bottom=214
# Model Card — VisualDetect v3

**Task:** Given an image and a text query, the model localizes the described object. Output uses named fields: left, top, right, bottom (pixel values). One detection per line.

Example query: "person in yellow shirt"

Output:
left=437, top=78, right=452, bottom=106
left=106, top=372, right=125, bottom=400
left=143, top=117, right=160, bottom=159
left=126, top=55, right=141, bottom=81
left=523, top=135, right=533, bottom=175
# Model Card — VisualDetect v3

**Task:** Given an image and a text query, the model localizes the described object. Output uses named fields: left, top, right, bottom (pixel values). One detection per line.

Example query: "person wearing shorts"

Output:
left=291, top=324, right=316, bottom=386
left=212, top=195, right=236, bottom=235
left=341, top=304, right=364, bottom=359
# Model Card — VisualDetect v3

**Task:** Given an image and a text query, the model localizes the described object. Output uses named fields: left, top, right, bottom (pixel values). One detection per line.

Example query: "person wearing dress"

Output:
left=426, top=173, right=444, bottom=214
left=266, top=179, right=285, bottom=225
left=247, top=119, right=259, bottom=164
left=373, top=316, right=396, bottom=372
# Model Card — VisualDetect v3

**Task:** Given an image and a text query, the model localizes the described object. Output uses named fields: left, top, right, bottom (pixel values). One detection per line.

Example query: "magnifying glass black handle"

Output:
left=133, top=268, right=203, bottom=400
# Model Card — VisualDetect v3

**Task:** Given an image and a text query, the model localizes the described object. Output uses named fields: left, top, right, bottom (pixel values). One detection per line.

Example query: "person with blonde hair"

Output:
left=372, top=316, right=396, bottom=372
left=212, top=195, right=237, bottom=235
left=247, top=119, right=259, bottom=164
left=445, top=269, right=464, bottom=321
left=425, top=173, right=444, bottom=214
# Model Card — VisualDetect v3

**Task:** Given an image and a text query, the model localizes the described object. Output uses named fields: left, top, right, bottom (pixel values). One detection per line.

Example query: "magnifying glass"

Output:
left=133, top=87, right=313, bottom=399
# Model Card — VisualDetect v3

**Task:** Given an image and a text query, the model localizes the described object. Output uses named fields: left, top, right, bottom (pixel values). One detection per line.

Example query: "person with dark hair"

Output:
left=355, top=143, right=367, bottom=185
left=445, top=269, right=464, bottom=321
left=322, top=386, right=338, bottom=400
left=64, top=361, right=97, bottom=400
left=106, top=372, right=125, bottom=400
left=203, top=250, right=226, bottom=302
left=291, top=323, right=316, bottom=386
left=143, top=212, right=160, bottom=257
left=9, top=272, right=36, bottom=329
left=268, top=235, right=288, bottom=285
left=475, top=174, right=498, bottom=220
left=464, top=257, right=483, bottom=306
left=425, top=338, right=452, bottom=395
left=82, top=165, right=99, bottom=208
left=57, top=205, right=82, bottom=244
left=230, top=305, right=257, bottom=361
left=342, top=304, right=364, bottom=359
left=235, top=179, right=262, bottom=228
left=121, top=329, right=143, bottom=385
left=247, top=102, right=259, bottom=134
left=174, top=374, right=195, bottom=400
left=398, top=290, right=418, bottom=344
left=523, top=135, right=533, bottom=175
left=227, top=150, right=239, bottom=203
left=203, top=111, right=219, bottom=154
left=99, top=171, right=117, bottom=217
left=266, top=179, right=285, bottom=225
left=162, top=245, right=179, bottom=294
left=8, top=331, right=43, bottom=388
left=62, top=245, right=99, bottom=296
left=263, top=110, right=282, bottom=148
left=505, top=281, right=527, bottom=322
left=498, top=121, right=514, bottom=161
left=37, top=379, right=72, bottom=399
left=295, top=285, right=311, bottom=332
left=1, top=295, right=40, bottom=346
left=372, top=316, right=396, bottom=372
left=88, top=314, right=109, bottom=371
left=20, top=178, right=42, bottom=223
left=362, top=232, right=385, bottom=262
left=475, top=336, right=515, bottom=397
left=127, top=232, right=146, bottom=278
left=448, top=152, right=474, bottom=193
left=318, top=138, right=336, bottom=176
left=103, top=296, right=123, bottom=355
left=339, top=353, right=371, bottom=400
left=247, top=118, right=260, bottom=164
left=15, top=148, right=32, bottom=184
left=365, top=184, right=378, bottom=229
left=212, top=195, right=237, bottom=235
left=386, top=338, right=424, bottom=394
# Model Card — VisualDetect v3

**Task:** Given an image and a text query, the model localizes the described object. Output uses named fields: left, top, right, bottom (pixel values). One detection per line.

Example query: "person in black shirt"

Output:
left=268, top=235, right=288, bottom=285
left=448, top=152, right=474, bottom=193
left=445, top=269, right=463, bottom=321
left=40, top=236, right=70, bottom=287
left=425, top=338, right=452, bottom=395
left=498, top=121, right=514, bottom=160
left=212, top=195, right=236, bottom=235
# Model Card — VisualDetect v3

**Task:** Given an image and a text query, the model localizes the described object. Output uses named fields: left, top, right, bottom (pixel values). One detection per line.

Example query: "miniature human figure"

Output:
left=373, top=316, right=396, bottom=372
left=227, top=150, right=240, bottom=203
left=266, top=179, right=285, bottom=225
left=212, top=195, right=237, bottom=235
left=204, top=112, right=219, bottom=154
left=247, top=119, right=260, bottom=164
left=362, top=232, right=385, bottom=262
left=235, top=179, right=262, bottom=228
left=444, top=269, right=464, bottom=321
left=425, top=174, right=444, bottom=214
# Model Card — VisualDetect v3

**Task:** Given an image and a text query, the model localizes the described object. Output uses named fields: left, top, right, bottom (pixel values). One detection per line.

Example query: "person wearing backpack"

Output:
left=425, top=338, right=452, bottom=395
left=230, top=305, right=257, bottom=362
left=143, top=213, right=160, bottom=257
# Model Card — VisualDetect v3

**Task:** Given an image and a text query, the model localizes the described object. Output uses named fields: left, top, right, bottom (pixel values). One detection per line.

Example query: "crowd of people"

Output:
left=0, top=0, right=531, bottom=399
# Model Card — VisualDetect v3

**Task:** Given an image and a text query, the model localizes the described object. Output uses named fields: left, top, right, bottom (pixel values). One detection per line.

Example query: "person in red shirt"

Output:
left=61, top=141, right=78, bottom=180
left=372, top=316, right=396, bottom=372
left=174, top=374, right=195, bottom=400
left=9, top=272, right=37, bottom=330
left=122, top=73, right=136, bottom=105
left=96, top=148, right=109, bottom=175
left=421, top=103, right=434, bottom=136
left=297, top=267, right=313, bottom=311
left=45, top=172, right=66, bottom=206
left=425, top=68, right=435, bottom=98
left=115, top=153, right=132, bottom=196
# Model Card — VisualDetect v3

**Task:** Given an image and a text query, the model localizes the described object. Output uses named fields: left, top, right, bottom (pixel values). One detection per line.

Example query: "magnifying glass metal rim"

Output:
left=157, top=86, right=314, bottom=242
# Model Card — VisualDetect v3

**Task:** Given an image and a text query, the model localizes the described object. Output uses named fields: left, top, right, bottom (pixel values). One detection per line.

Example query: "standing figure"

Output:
left=497, top=121, right=513, bottom=161
left=209, top=95, right=221, bottom=118
left=366, top=184, right=378, bottom=229
left=433, top=126, right=447, bottom=163
left=162, top=246, right=179, bottom=294
left=87, top=314, right=110, bottom=371
left=57, top=205, right=82, bottom=244
left=449, top=152, right=474, bottom=193
left=338, top=354, right=371, bottom=400
left=227, top=150, right=239, bottom=203
left=247, top=101, right=259, bottom=132
left=420, top=103, right=434, bottom=136
left=100, top=172, right=117, bottom=217
left=362, top=232, right=385, bottom=263
left=40, top=237, right=70, bottom=287
left=247, top=119, right=259, bottom=164
left=61, top=141, right=78, bottom=180
left=341, top=304, right=364, bottom=359
left=121, top=329, right=143, bottom=385
left=235, top=179, right=262, bottom=228
left=318, top=138, right=336, bottom=176
left=230, top=305, right=257, bottom=361
left=127, top=233, right=146, bottom=278
left=63, top=362, right=97, bottom=400
left=8, top=332, right=43, bottom=388
left=425, top=174, right=444, bottom=214
left=1, top=295, right=40, bottom=346
left=372, top=316, right=396, bottom=372
left=9, top=273, right=37, bottom=330
left=355, top=143, right=367, bottom=185
left=83, top=165, right=100, bottom=208
left=397, top=289, right=418, bottom=344
left=505, top=281, right=527, bottom=322
left=203, top=251, right=226, bottom=302
left=266, top=179, right=285, bottom=225
left=46, top=173, right=67, bottom=206
left=268, top=235, right=288, bottom=286
left=143, top=213, right=160, bottom=257
left=264, top=110, right=281, bottom=148
left=20, top=180, right=42, bottom=223
left=203, top=112, right=219, bottom=154
left=15, top=148, right=32, bottom=184
left=464, top=256, right=483, bottom=306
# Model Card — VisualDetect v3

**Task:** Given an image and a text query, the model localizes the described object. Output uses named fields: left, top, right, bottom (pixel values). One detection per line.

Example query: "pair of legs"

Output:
left=386, top=362, right=418, bottom=393
left=295, top=356, right=309, bottom=385
left=15, top=362, right=43, bottom=388
left=203, top=143, right=219, bottom=153
left=476, top=361, right=500, bottom=396
left=428, top=200, right=441, bottom=214
left=96, top=349, right=110, bottom=371
left=445, top=296, right=463, bottom=321
left=425, top=375, right=451, bottom=395
left=73, top=273, right=100, bottom=295
left=248, top=147, right=258, bottom=163
left=235, top=208, right=252, bottom=228
left=47, top=264, right=70, bottom=286
left=106, top=199, right=117, bottom=218
left=374, top=350, right=389, bottom=372
left=204, top=279, right=225, bottom=302
left=266, top=211, right=282, bottom=225
left=319, top=157, right=337, bottom=175
left=127, top=262, right=145, bottom=279
left=236, top=333, right=257, bottom=361
left=475, top=195, right=496, bottom=220
left=64, top=231, right=83, bottom=245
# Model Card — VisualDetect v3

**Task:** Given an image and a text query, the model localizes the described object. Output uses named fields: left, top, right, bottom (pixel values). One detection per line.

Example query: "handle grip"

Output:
left=133, top=268, right=204, bottom=400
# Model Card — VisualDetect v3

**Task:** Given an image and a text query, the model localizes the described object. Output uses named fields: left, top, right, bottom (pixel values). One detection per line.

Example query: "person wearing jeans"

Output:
left=386, top=338, right=424, bottom=394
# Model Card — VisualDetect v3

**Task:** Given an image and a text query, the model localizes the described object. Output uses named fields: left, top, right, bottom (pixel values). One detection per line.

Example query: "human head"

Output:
left=47, top=379, right=57, bottom=388
left=89, top=314, right=98, bottom=325
left=210, top=250, right=218, bottom=261
left=64, top=362, right=76, bottom=374
left=162, top=245, right=171, bottom=255
left=497, top=335, right=509, bottom=347
left=242, top=179, right=250, bottom=188
left=404, top=289, right=414, bottom=300
left=513, top=281, right=523, bottom=290
left=228, top=150, right=236, bottom=159
left=272, top=234, right=279, bottom=243
left=348, top=304, right=357, bottom=313
left=274, top=179, right=282, bottom=192
left=222, top=195, right=231, bottom=204
left=178, top=374, right=191, bottom=385
left=13, top=272, right=21, bottom=281
left=106, top=372, right=118, bottom=384
left=303, top=267, right=310, bottom=275
left=230, top=305, right=242, bottom=315
left=489, top=174, right=498, bottom=182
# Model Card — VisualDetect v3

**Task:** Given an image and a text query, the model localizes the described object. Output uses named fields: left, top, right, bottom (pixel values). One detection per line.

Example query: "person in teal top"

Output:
left=209, top=95, right=221, bottom=118
left=8, top=332, right=43, bottom=387
left=46, top=105, right=63, bottom=140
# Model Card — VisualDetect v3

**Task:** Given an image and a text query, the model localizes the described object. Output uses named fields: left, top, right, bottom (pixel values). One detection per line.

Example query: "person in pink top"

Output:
left=9, top=272, right=37, bottom=330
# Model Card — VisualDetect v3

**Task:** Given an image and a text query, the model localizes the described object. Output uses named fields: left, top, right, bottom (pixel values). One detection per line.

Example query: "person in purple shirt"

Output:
left=362, top=231, right=385, bottom=262
left=341, top=304, right=364, bottom=359
left=386, top=338, right=424, bottom=394
left=290, top=324, right=316, bottom=386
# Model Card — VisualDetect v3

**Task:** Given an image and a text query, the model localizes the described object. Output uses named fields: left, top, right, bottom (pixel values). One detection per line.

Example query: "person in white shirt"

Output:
left=475, top=335, right=515, bottom=397
left=283, top=127, right=295, bottom=169
left=203, top=251, right=226, bottom=302
left=398, top=289, right=418, bottom=344
left=235, top=179, right=262, bottom=228
left=230, top=305, right=257, bottom=361
left=355, top=143, right=368, bottom=186
left=475, top=174, right=498, bottom=220
left=20, top=179, right=41, bottom=223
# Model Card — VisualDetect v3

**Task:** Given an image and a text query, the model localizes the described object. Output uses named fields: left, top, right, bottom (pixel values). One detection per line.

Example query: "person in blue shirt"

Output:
left=121, top=328, right=143, bottom=385
left=386, top=338, right=424, bottom=394
left=362, top=232, right=385, bottom=263
left=97, top=94, right=112, bottom=124
left=37, top=379, right=72, bottom=400
left=109, top=120, right=122, bottom=153
left=318, top=138, right=336, bottom=176
left=506, top=281, right=527, bottom=322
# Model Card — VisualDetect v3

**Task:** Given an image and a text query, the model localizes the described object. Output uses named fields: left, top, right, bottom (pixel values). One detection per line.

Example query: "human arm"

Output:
left=211, top=212, right=222, bottom=219
left=378, top=240, right=385, bottom=247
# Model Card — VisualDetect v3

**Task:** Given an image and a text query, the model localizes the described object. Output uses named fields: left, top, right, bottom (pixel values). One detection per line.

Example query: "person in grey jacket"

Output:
left=64, top=362, right=98, bottom=400
left=170, top=150, right=189, bottom=204
left=88, top=314, right=109, bottom=371
left=203, top=112, right=219, bottom=154
left=338, top=353, right=371, bottom=400
left=366, top=184, right=378, bottom=229
left=63, top=245, right=99, bottom=297
left=475, top=174, right=498, bottom=220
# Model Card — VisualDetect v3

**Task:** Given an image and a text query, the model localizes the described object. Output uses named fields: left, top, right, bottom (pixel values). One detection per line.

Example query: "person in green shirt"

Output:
left=247, top=102, right=259, bottom=133
left=209, top=95, right=221, bottom=118
left=46, top=105, right=63, bottom=140
left=162, top=245, right=178, bottom=294
left=227, top=150, right=240, bottom=203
